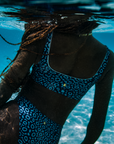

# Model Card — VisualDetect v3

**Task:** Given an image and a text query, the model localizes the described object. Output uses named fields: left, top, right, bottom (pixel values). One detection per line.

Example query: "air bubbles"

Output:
left=61, top=16, right=68, bottom=19
left=75, top=13, right=85, bottom=15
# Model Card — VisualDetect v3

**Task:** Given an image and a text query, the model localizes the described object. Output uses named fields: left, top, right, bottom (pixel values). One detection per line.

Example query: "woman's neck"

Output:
left=52, top=31, right=93, bottom=54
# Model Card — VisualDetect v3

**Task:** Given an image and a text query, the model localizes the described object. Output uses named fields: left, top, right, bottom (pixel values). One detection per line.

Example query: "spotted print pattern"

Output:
left=31, top=33, right=110, bottom=100
left=16, top=96, right=62, bottom=144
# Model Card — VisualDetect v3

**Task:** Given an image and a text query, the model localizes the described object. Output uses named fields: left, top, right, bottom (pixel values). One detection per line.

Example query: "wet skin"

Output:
left=0, top=31, right=114, bottom=144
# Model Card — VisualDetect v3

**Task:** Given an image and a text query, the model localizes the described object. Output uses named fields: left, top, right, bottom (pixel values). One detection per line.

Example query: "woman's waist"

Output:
left=20, top=76, right=62, bottom=100
left=18, top=78, right=66, bottom=125
left=19, top=77, right=78, bottom=125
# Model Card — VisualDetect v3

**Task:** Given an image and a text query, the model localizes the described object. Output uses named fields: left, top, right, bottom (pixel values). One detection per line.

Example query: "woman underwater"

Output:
left=0, top=6, right=114, bottom=144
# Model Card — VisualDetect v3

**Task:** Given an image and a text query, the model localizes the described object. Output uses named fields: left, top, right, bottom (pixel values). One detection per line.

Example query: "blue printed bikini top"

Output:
left=31, top=33, right=110, bottom=100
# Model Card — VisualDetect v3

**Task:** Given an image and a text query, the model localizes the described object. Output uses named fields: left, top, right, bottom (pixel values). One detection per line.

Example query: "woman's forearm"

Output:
left=5, top=50, right=35, bottom=85
left=81, top=117, right=105, bottom=144
left=0, top=28, right=47, bottom=107
left=0, top=49, right=37, bottom=107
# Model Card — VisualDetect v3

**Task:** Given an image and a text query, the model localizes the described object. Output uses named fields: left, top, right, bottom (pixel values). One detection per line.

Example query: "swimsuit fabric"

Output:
left=16, top=96, right=62, bottom=144
left=16, top=32, right=110, bottom=144
left=31, top=32, right=110, bottom=100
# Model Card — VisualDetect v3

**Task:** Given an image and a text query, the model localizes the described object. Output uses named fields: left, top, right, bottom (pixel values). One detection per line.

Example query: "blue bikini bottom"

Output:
left=16, top=96, right=62, bottom=144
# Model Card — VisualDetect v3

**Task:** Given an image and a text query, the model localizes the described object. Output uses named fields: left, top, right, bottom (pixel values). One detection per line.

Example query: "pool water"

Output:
left=0, top=4, right=114, bottom=144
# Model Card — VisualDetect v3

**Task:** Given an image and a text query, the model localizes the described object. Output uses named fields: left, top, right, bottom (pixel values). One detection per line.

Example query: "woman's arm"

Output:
left=0, top=48, right=36, bottom=107
left=0, top=34, right=46, bottom=107
left=81, top=67, right=114, bottom=144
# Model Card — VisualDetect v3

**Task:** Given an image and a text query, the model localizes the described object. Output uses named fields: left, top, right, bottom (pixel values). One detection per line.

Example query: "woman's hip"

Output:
left=16, top=96, right=63, bottom=144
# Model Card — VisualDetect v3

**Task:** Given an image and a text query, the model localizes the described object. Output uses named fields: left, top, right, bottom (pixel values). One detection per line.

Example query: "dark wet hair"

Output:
left=3, top=5, right=99, bottom=45
left=0, top=6, right=99, bottom=89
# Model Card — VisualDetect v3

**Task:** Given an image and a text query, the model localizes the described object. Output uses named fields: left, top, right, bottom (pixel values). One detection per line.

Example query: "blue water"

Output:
left=0, top=22, right=114, bottom=144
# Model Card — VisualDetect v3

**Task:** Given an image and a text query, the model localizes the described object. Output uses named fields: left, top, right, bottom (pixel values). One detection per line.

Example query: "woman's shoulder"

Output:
left=91, top=36, right=114, bottom=72
left=97, top=46, right=114, bottom=83
left=108, top=48, right=114, bottom=71
left=106, top=47, right=114, bottom=78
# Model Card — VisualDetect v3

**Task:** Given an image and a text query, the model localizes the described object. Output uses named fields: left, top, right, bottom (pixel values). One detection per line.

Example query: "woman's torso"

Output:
left=19, top=31, right=113, bottom=126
